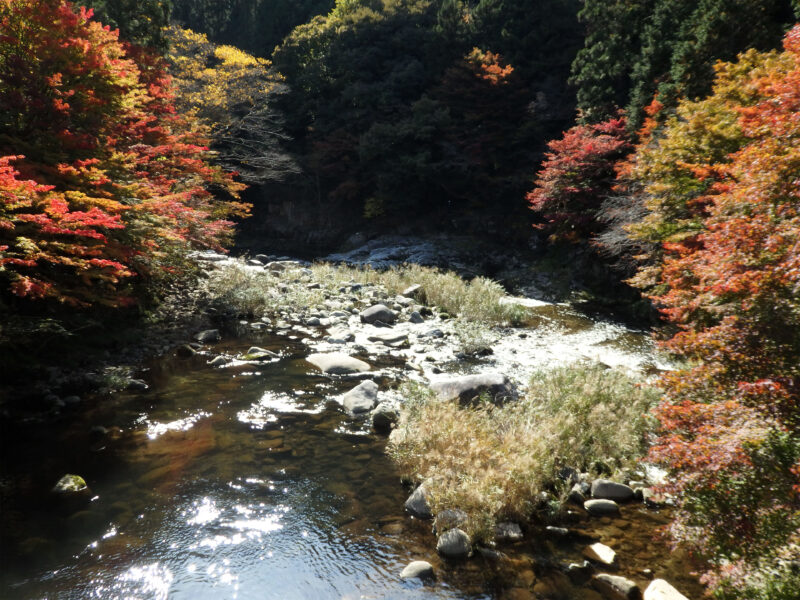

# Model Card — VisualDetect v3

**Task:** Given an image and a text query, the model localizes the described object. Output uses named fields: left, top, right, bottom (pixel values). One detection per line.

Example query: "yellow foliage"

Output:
left=165, top=26, right=277, bottom=133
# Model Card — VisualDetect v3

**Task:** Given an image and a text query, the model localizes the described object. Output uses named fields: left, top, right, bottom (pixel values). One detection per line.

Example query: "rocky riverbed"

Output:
left=0, top=241, right=699, bottom=600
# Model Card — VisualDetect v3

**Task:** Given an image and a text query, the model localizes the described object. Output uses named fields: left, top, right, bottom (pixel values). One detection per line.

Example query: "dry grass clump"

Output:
left=312, top=262, right=526, bottom=325
left=388, top=365, right=660, bottom=541
left=202, top=259, right=525, bottom=325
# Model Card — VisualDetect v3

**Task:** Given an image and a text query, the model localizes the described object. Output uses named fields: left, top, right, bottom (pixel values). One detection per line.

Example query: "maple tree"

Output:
left=527, top=115, right=633, bottom=242
left=0, top=0, right=247, bottom=307
left=626, top=26, right=800, bottom=596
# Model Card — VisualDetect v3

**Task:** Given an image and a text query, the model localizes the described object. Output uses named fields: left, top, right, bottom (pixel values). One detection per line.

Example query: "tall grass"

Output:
left=388, top=365, right=660, bottom=541
left=202, top=260, right=526, bottom=325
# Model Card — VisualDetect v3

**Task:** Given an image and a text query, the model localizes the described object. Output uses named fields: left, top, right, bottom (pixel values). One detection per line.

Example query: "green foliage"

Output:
left=171, top=0, right=335, bottom=58
left=571, top=0, right=797, bottom=125
left=84, top=0, right=171, bottom=50
left=272, top=0, right=581, bottom=229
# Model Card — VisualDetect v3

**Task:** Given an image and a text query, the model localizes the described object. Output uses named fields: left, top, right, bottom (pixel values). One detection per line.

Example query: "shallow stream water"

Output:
left=1, top=320, right=703, bottom=599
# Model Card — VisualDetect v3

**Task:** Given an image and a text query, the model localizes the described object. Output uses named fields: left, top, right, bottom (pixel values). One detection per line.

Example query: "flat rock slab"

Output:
left=583, top=542, right=616, bottom=566
left=644, top=580, right=688, bottom=600
left=306, top=353, right=371, bottom=375
left=360, top=304, right=397, bottom=324
left=430, top=373, right=514, bottom=405
left=400, top=561, right=434, bottom=580
left=367, top=331, right=409, bottom=346
left=592, top=574, right=642, bottom=600
left=342, top=380, right=379, bottom=414
left=592, top=479, right=635, bottom=502
left=584, top=498, right=621, bottom=517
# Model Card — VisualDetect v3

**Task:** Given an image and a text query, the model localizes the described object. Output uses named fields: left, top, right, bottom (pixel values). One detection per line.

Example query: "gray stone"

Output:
left=371, top=402, right=399, bottom=432
left=569, top=483, right=586, bottom=505
left=306, top=317, right=322, bottom=326
left=342, top=380, right=379, bottom=414
left=644, top=580, right=688, bottom=600
left=402, top=284, right=422, bottom=298
left=409, top=311, right=424, bottom=324
left=306, top=353, right=371, bottom=375
left=400, top=561, right=434, bottom=580
left=434, top=509, right=468, bottom=534
left=194, top=329, right=221, bottom=343
left=592, top=479, right=635, bottom=502
left=327, top=329, right=355, bottom=344
left=405, top=484, right=433, bottom=519
left=592, top=574, right=642, bottom=600
left=253, top=254, right=271, bottom=263
left=545, top=526, right=570, bottom=537
left=208, top=356, right=230, bottom=367
left=584, top=498, right=621, bottom=517
left=419, top=328, right=444, bottom=339
left=583, top=542, right=617, bottom=566
left=495, top=521, right=523, bottom=542
left=566, top=561, right=594, bottom=585
left=430, top=373, right=515, bottom=405
left=360, top=304, right=397, bottom=325
left=437, top=528, right=472, bottom=558
left=367, top=331, right=408, bottom=346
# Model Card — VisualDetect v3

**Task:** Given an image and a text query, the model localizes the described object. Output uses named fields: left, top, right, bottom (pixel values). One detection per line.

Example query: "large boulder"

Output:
left=436, top=528, right=472, bottom=558
left=306, top=353, right=371, bottom=375
left=430, top=373, right=514, bottom=405
left=342, top=380, right=379, bottom=414
left=644, top=580, right=689, bottom=600
left=360, top=304, right=397, bottom=325
left=592, top=479, right=635, bottom=502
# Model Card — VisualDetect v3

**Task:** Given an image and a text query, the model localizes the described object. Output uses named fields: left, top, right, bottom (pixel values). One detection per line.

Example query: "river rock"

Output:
left=584, top=498, right=621, bottom=517
left=52, top=474, right=89, bottom=495
left=360, top=304, right=397, bottom=325
left=371, top=402, right=399, bottom=432
left=243, top=347, right=280, bottom=361
left=644, top=580, right=688, bottom=600
left=583, top=542, right=616, bottom=566
left=175, top=344, right=196, bottom=358
left=437, top=528, right=472, bottom=558
left=405, top=484, right=433, bottom=519
left=402, top=284, right=422, bottom=298
left=592, top=479, right=635, bottom=502
left=569, top=482, right=587, bottom=505
left=127, top=379, right=148, bottom=391
left=400, top=560, right=434, bottom=580
left=430, top=373, right=515, bottom=405
left=409, top=311, right=424, bottom=324
left=342, top=380, right=379, bottom=414
left=434, top=509, right=468, bottom=534
left=194, top=329, right=221, bottom=343
left=208, top=356, right=230, bottom=366
left=306, top=353, right=371, bottom=375
left=367, top=331, right=408, bottom=346
left=592, top=574, right=642, bottom=600
left=566, top=561, right=595, bottom=585
left=327, top=328, right=355, bottom=344
left=495, top=521, right=523, bottom=542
